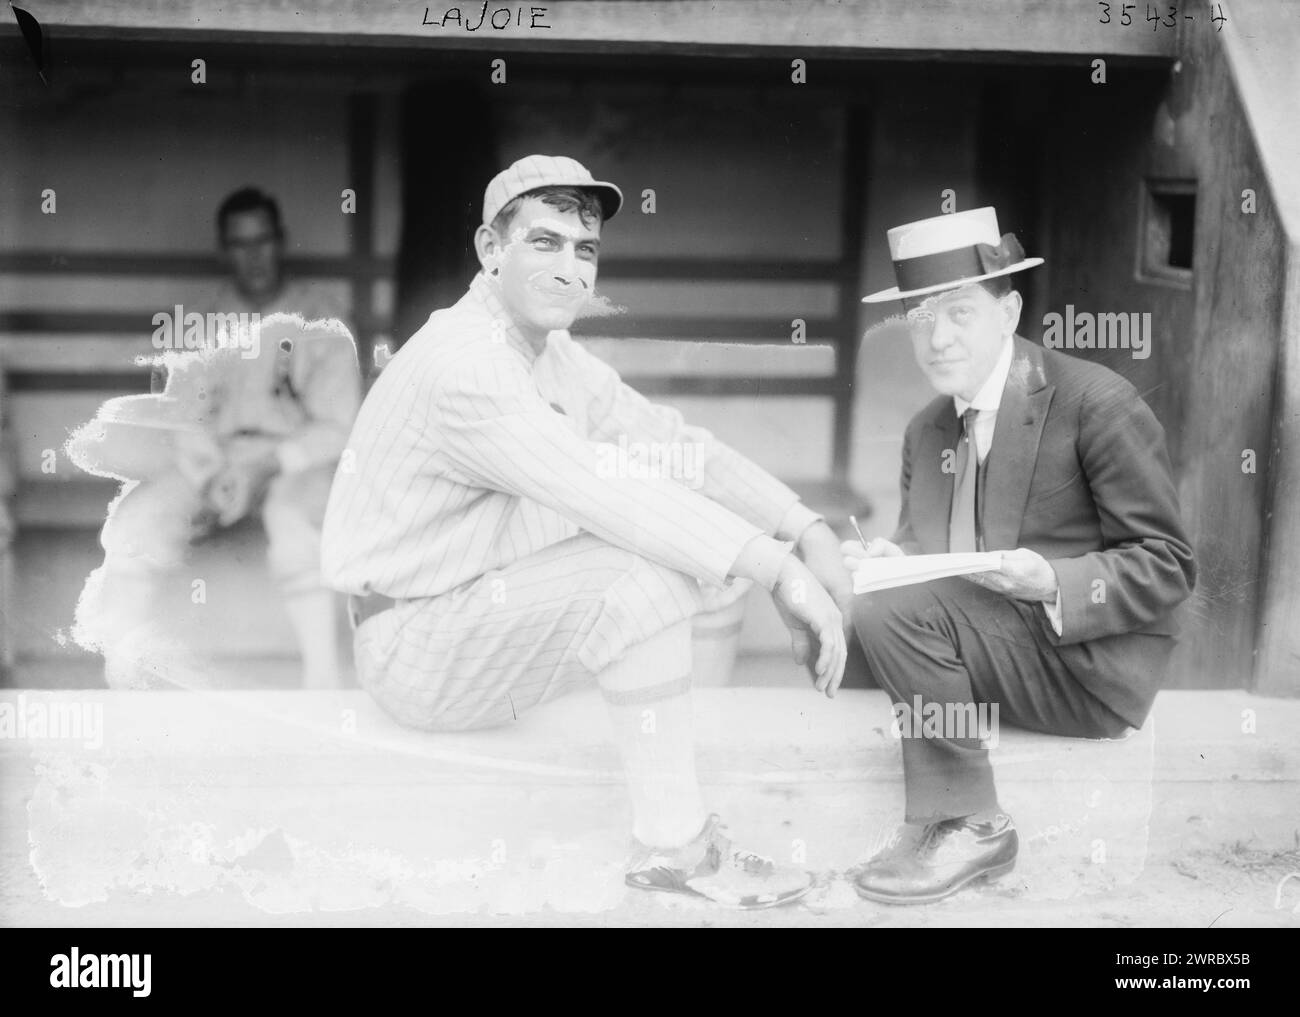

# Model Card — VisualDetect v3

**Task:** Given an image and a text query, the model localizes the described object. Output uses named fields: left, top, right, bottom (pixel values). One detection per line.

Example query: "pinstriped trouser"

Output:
left=353, top=533, right=750, bottom=733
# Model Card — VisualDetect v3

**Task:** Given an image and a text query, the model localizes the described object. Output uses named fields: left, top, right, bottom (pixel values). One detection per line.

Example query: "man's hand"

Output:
left=771, top=556, right=847, bottom=699
left=841, top=536, right=905, bottom=570
left=795, top=520, right=854, bottom=613
left=963, top=547, right=1059, bottom=601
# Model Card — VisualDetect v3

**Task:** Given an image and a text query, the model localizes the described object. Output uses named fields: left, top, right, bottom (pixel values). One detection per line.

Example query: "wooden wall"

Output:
left=1034, top=35, right=1290, bottom=691
left=1219, top=0, right=1300, bottom=698
left=0, top=50, right=401, bottom=526
left=1174, top=6, right=1298, bottom=696
left=27, top=0, right=1178, bottom=59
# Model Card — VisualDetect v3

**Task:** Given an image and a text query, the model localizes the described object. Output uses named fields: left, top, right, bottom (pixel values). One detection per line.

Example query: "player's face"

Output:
left=490, top=198, right=601, bottom=335
left=905, top=283, right=1018, bottom=401
left=221, top=209, right=283, bottom=302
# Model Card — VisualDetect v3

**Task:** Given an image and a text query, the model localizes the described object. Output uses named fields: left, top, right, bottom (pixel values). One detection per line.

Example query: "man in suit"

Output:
left=844, top=207, right=1195, bottom=904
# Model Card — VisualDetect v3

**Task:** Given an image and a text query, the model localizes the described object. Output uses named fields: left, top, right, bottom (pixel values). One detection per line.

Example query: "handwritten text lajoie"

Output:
left=422, top=4, right=552, bottom=30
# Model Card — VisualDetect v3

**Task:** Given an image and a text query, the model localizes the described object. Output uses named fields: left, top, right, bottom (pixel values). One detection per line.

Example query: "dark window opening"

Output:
left=1161, top=191, right=1196, bottom=268
left=1140, top=179, right=1196, bottom=282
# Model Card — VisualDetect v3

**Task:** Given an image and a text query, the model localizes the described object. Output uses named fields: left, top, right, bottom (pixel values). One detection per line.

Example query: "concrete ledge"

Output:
left=2, top=688, right=1297, bottom=926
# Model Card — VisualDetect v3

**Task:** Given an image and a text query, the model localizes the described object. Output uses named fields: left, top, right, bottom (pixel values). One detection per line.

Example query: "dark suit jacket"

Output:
left=894, top=336, right=1196, bottom=727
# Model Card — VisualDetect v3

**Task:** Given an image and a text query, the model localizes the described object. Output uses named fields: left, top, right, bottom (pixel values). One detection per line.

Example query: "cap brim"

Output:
left=861, top=258, right=1044, bottom=304
left=589, top=181, right=623, bottom=221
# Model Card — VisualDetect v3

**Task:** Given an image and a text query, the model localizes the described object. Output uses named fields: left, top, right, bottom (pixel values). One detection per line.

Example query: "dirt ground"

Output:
left=2, top=686, right=1297, bottom=928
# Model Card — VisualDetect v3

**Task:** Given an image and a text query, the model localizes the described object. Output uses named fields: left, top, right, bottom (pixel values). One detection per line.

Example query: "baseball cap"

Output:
left=482, top=154, right=624, bottom=227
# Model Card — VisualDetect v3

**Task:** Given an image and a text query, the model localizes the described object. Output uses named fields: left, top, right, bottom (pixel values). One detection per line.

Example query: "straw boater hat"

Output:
left=861, top=206, right=1043, bottom=304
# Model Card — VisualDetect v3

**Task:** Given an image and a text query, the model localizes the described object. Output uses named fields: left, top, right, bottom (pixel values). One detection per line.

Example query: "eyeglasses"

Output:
left=905, top=307, right=937, bottom=337
left=222, top=233, right=280, bottom=252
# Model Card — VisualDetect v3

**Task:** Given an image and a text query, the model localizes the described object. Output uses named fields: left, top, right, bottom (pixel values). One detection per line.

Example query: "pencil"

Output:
left=850, top=514, right=869, bottom=551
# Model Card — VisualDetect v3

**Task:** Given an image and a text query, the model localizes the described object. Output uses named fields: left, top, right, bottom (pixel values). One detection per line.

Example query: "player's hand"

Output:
left=208, top=445, right=278, bottom=525
left=795, top=520, right=853, bottom=614
left=962, top=547, right=1059, bottom=601
left=771, top=557, right=846, bottom=699
left=841, top=536, right=905, bottom=570
left=209, top=467, right=256, bottom=526
left=175, top=428, right=224, bottom=490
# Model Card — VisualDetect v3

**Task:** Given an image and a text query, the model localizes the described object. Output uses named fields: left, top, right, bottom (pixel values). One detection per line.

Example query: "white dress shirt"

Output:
left=954, top=337, right=1064, bottom=634
left=953, top=334, right=1014, bottom=463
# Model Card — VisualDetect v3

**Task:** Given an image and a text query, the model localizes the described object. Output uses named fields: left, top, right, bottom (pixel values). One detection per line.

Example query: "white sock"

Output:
left=597, top=622, right=707, bottom=848
left=282, top=588, right=343, bottom=689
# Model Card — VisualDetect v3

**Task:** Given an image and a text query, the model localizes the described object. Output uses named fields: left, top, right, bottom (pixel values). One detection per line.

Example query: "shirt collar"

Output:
left=954, top=336, right=1015, bottom=417
left=468, top=271, right=547, bottom=364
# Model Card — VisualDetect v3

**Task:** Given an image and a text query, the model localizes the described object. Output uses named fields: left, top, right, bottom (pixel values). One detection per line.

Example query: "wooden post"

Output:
left=0, top=363, right=14, bottom=679
left=832, top=104, right=869, bottom=482
left=347, top=92, right=378, bottom=369
left=1254, top=249, right=1300, bottom=696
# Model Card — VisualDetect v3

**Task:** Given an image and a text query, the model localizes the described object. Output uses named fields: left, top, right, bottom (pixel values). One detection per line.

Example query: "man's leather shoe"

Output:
left=853, top=813, right=1018, bottom=905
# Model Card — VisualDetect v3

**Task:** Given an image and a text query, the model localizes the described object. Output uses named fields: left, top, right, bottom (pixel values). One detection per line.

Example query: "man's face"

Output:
left=485, top=197, right=601, bottom=335
left=905, top=283, right=1018, bottom=400
left=220, top=208, right=283, bottom=301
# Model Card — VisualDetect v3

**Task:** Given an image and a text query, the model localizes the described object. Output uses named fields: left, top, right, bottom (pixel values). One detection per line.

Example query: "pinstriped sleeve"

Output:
left=432, top=346, right=762, bottom=587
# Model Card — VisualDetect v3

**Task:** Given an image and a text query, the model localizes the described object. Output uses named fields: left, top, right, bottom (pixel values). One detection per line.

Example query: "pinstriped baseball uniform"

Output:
left=321, top=271, right=821, bottom=731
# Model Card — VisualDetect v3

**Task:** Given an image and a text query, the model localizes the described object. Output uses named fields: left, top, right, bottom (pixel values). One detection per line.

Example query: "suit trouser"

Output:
left=851, top=577, right=1131, bottom=825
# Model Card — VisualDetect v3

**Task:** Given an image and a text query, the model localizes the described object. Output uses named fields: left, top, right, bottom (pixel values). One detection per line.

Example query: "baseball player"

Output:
left=198, top=188, right=355, bottom=340
left=70, top=188, right=362, bottom=689
left=321, top=155, right=852, bottom=908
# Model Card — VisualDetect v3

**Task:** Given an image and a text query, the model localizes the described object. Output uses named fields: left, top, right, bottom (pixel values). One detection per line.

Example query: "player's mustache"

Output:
left=574, top=290, right=625, bottom=321
left=527, top=272, right=590, bottom=297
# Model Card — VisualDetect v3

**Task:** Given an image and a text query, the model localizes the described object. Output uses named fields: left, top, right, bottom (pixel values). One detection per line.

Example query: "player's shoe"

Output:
left=625, top=813, right=813, bottom=909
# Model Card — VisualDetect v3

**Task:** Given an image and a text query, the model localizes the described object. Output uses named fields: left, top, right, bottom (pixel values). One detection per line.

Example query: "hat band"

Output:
left=892, top=233, right=1026, bottom=294
left=893, top=246, right=986, bottom=294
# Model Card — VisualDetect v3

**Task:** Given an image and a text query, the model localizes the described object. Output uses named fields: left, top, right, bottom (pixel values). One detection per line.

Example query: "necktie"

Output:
left=948, top=407, right=980, bottom=553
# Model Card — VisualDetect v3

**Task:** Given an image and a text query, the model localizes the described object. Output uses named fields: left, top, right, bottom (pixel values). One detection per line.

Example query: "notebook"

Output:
left=853, top=551, right=1005, bottom=595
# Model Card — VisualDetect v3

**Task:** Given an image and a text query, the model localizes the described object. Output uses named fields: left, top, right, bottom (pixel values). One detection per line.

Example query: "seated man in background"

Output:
left=70, top=188, right=361, bottom=689
left=198, top=188, right=355, bottom=337
left=844, top=207, right=1195, bottom=905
